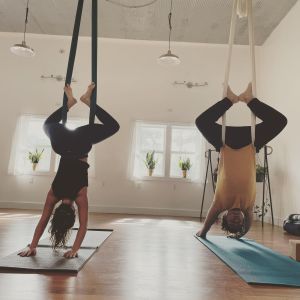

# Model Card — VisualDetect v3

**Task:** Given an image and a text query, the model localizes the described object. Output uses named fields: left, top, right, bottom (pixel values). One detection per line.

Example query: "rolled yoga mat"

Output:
left=195, top=235, right=300, bottom=287
left=0, top=228, right=113, bottom=273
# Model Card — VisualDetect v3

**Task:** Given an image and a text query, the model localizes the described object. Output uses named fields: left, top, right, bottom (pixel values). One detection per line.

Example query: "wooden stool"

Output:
left=289, top=239, right=300, bottom=261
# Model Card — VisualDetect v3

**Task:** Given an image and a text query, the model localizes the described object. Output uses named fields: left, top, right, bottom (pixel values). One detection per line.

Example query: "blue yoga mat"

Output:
left=195, top=235, right=300, bottom=287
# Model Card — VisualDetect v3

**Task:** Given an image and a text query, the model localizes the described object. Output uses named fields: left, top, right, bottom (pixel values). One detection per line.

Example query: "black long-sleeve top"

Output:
left=44, top=104, right=120, bottom=159
left=195, top=98, right=287, bottom=152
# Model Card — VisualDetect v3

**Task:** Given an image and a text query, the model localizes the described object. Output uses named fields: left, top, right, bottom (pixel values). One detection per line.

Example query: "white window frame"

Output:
left=130, top=121, right=204, bottom=183
left=168, top=125, right=201, bottom=179
left=131, top=121, right=167, bottom=178
left=8, top=114, right=96, bottom=177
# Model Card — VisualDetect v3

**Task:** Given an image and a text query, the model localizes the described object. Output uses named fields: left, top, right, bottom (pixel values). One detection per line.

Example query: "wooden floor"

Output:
left=0, top=209, right=299, bottom=300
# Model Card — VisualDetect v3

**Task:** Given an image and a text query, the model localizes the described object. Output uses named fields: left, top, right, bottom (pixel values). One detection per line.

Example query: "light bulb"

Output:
left=158, top=50, right=180, bottom=65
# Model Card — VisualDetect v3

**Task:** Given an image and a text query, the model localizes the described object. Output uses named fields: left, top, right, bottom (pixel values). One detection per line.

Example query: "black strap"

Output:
left=89, top=0, right=98, bottom=125
left=63, top=0, right=98, bottom=125
left=62, top=0, right=84, bottom=124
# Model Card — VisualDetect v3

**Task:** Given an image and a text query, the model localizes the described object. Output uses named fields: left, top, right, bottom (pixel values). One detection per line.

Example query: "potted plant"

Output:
left=256, top=164, right=266, bottom=182
left=213, top=167, right=218, bottom=183
left=144, top=151, right=157, bottom=176
left=28, top=148, right=44, bottom=171
left=253, top=201, right=271, bottom=219
left=179, top=157, right=192, bottom=178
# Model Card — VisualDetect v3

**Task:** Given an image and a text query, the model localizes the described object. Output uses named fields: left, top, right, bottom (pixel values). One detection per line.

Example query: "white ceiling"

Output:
left=0, top=0, right=297, bottom=45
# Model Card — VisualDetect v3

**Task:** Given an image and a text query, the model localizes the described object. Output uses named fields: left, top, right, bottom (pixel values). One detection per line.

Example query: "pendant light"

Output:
left=158, top=0, right=180, bottom=65
left=10, top=0, right=35, bottom=57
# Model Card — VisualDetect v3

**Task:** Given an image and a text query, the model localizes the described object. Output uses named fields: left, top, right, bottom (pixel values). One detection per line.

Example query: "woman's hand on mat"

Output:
left=239, top=83, right=253, bottom=104
left=226, top=86, right=239, bottom=104
left=18, top=247, right=37, bottom=257
left=196, top=231, right=206, bottom=239
left=64, top=249, right=78, bottom=259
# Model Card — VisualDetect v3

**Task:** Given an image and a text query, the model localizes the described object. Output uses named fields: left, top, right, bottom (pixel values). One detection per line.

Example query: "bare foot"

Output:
left=64, top=84, right=77, bottom=109
left=80, top=83, right=96, bottom=107
left=239, top=83, right=253, bottom=104
left=226, top=86, right=239, bottom=104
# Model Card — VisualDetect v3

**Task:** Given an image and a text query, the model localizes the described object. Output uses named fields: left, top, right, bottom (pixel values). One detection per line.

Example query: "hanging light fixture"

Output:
left=10, top=0, right=35, bottom=57
left=158, top=0, right=180, bottom=65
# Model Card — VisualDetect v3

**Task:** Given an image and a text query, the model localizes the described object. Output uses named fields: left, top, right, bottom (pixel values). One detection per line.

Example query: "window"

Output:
left=133, top=123, right=166, bottom=178
left=9, top=115, right=95, bottom=176
left=131, top=121, right=204, bottom=181
left=170, top=126, right=201, bottom=179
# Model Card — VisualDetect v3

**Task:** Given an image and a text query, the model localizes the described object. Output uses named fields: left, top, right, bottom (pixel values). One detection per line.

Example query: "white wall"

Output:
left=258, top=0, right=300, bottom=224
left=0, top=32, right=256, bottom=217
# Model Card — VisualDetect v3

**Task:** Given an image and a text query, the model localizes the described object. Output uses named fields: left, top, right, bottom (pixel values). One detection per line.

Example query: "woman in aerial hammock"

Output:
left=18, top=83, right=120, bottom=258
left=196, top=83, right=287, bottom=238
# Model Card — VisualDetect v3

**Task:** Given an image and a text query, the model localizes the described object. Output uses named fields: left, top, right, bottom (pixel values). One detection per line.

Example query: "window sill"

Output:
left=132, top=176, right=198, bottom=183
left=9, top=171, right=96, bottom=179
left=9, top=171, right=52, bottom=176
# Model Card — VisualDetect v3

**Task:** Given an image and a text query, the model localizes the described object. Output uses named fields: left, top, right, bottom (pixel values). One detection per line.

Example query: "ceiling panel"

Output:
left=0, top=0, right=297, bottom=45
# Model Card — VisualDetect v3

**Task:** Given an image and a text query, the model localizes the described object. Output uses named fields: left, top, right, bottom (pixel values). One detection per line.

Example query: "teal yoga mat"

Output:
left=195, top=235, right=300, bottom=287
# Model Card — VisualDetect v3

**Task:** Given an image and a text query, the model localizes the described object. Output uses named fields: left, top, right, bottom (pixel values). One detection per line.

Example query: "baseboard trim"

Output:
left=0, top=201, right=283, bottom=225
left=89, top=204, right=203, bottom=217
left=0, top=202, right=203, bottom=218
left=253, top=214, right=283, bottom=226
left=0, top=202, right=43, bottom=210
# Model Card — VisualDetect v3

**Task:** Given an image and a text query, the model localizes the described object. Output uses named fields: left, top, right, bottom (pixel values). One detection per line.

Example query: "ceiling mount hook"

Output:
left=237, top=0, right=248, bottom=18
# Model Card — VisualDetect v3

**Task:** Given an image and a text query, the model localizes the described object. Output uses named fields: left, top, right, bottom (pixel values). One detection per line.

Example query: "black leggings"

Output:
left=195, top=98, right=287, bottom=152
left=43, top=104, right=120, bottom=159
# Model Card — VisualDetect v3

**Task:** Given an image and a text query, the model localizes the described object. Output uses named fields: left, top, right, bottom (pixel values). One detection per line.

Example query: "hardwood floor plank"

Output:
left=0, top=209, right=299, bottom=300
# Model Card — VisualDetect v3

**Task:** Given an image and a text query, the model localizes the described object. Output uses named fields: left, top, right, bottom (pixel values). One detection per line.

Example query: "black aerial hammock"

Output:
left=61, top=0, right=98, bottom=126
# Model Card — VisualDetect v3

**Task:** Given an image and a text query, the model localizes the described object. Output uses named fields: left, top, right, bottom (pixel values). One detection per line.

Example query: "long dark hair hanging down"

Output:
left=49, top=203, right=76, bottom=249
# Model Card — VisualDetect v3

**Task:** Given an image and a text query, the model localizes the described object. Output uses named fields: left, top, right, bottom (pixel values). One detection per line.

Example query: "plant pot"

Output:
left=213, top=171, right=218, bottom=183
left=148, top=169, right=154, bottom=176
left=32, top=163, right=38, bottom=171
left=182, top=170, right=187, bottom=178
left=256, top=173, right=264, bottom=182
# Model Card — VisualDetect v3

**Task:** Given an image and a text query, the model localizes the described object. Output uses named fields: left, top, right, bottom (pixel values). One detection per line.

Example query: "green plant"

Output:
left=28, top=148, right=44, bottom=164
left=256, top=164, right=266, bottom=176
left=256, top=164, right=267, bottom=182
left=253, top=202, right=271, bottom=219
left=213, top=167, right=218, bottom=183
left=179, top=157, right=192, bottom=171
left=144, top=151, right=157, bottom=170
